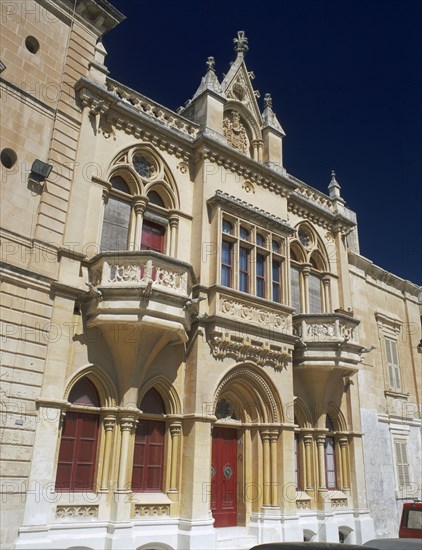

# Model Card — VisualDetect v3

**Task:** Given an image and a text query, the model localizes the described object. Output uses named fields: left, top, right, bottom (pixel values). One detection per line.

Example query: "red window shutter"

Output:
left=56, top=412, right=99, bottom=491
left=132, top=420, right=165, bottom=492
left=141, top=221, right=165, bottom=253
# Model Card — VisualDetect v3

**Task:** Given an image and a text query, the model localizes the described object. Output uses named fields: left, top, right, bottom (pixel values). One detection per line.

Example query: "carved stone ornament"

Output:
left=134, top=504, right=170, bottom=518
left=207, top=329, right=290, bottom=370
left=331, top=498, right=348, bottom=508
left=220, top=298, right=287, bottom=331
left=296, top=500, right=311, bottom=510
left=223, top=111, right=249, bottom=155
left=56, top=505, right=98, bottom=519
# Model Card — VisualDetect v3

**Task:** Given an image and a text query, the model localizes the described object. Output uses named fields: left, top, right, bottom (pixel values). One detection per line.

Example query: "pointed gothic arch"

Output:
left=64, top=364, right=118, bottom=408
left=213, top=363, right=283, bottom=424
left=138, top=376, right=182, bottom=415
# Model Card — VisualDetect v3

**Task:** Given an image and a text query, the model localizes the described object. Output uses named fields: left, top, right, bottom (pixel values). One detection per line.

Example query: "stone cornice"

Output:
left=76, top=79, right=195, bottom=161
left=348, top=251, right=421, bottom=296
left=207, top=190, right=295, bottom=234
left=195, top=136, right=297, bottom=197
left=41, top=0, right=125, bottom=37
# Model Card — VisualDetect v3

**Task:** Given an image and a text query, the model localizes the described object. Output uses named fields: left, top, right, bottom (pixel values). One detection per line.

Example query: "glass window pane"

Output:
left=291, top=267, right=301, bottom=312
left=100, top=196, right=131, bottom=252
left=309, top=274, right=322, bottom=313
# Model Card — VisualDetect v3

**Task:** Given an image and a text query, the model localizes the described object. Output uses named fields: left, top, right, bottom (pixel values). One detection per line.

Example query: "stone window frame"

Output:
left=218, top=210, right=287, bottom=303
left=375, top=312, right=404, bottom=394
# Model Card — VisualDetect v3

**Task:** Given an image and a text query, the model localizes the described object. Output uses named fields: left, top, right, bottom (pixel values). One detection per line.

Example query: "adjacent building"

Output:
left=1, top=1, right=420, bottom=549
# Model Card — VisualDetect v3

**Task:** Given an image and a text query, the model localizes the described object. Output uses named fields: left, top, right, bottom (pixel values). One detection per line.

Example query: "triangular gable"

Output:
left=221, top=32, right=262, bottom=130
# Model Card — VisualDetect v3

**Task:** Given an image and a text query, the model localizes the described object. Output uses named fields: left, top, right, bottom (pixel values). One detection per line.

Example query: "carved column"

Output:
left=100, top=415, right=116, bottom=491
left=169, top=422, right=182, bottom=492
left=316, top=435, right=327, bottom=490
left=303, top=434, right=313, bottom=490
left=339, top=438, right=349, bottom=490
left=251, top=140, right=260, bottom=161
left=117, top=416, right=137, bottom=491
left=302, top=267, right=310, bottom=313
left=322, top=276, right=331, bottom=313
left=168, top=215, right=179, bottom=258
left=269, top=431, right=279, bottom=506
left=131, top=195, right=149, bottom=250
left=261, top=431, right=271, bottom=506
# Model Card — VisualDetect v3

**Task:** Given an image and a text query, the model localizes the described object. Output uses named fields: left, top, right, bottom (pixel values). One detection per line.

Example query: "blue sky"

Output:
left=104, top=0, right=421, bottom=284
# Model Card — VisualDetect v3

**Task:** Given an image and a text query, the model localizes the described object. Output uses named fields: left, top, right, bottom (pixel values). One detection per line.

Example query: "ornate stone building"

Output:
left=0, top=1, right=420, bottom=549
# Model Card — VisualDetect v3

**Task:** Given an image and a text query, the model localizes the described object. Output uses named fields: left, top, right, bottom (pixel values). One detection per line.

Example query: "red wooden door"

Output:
left=132, top=420, right=165, bottom=491
left=211, top=427, right=237, bottom=527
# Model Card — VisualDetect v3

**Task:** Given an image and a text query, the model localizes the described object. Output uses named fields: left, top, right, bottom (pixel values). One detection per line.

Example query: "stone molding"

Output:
left=208, top=190, right=294, bottom=234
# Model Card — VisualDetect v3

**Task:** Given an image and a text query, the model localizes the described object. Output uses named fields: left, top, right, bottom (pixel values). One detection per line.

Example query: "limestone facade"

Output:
left=0, top=2, right=420, bottom=549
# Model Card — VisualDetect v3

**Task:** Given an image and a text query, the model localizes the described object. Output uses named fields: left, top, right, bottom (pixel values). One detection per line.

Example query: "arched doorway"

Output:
left=211, top=364, right=283, bottom=528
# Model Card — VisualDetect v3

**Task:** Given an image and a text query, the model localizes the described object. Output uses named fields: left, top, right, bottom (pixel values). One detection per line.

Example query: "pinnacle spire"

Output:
left=190, top=56, right=223, bottom=100
left=261, top=92, right=285, bottom=136
left=328, top=170, right=343, bottom=200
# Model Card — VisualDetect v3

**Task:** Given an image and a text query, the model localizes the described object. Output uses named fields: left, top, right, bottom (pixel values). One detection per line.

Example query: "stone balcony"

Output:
left=292, top=313, right=362, bottom=377
left=84, top=251, right=195, bottom=342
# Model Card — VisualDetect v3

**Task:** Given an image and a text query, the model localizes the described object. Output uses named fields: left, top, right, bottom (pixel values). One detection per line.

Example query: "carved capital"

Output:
left=303, top=434, right=313, bottom=446
left=169, top=215, right=179, bottom=229
left=170, top=422, right=182, bottom=437
left=120, top=416, right=137, bottom=433
left=316, top=435, right=326, bottom=447
left=103, top=415, right=116, bottom=432
left=338, top=437, right=348, bottom=448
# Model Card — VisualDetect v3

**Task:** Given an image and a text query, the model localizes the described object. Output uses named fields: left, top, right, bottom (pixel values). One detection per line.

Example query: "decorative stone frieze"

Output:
left=331, top=498, right=348, bottom=508
left=296, top=500, right=311, bottom=510
left=134, top=504, right=170, bottom=518
left=220, top=297, right=288, bottom=331
left=56, top=506, right=98, bottom=519
left=88, top=253, right=192, bottom=297
left=207, top=329, right=290, bottom=370
left=293, top=314, right=359, bottom=345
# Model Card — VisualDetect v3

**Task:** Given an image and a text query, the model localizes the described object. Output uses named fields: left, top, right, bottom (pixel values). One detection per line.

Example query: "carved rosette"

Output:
left=134, top=504, right=170, bottom=518
left=56, top=505, right=98, bottom=519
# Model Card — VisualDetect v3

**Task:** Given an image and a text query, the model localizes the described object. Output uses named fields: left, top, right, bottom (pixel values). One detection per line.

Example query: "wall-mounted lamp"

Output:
left=30, top=159, right=53, bottom=180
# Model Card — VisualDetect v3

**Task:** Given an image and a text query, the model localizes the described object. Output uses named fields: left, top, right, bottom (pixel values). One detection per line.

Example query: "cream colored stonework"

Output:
left=0, top=3, right=420, bottom=550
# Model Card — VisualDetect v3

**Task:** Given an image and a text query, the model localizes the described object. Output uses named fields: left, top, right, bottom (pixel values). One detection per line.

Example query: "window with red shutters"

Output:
left=132, top=420, right=165, bottom=491
left=132, top=388, right=166, bottom=492
left=141, top=220, right=165, bottom=253
left=55, top=378, right=100, bottom=492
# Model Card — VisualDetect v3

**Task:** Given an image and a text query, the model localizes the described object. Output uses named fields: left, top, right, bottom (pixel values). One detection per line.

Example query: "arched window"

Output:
left=100, top=149, right=178, bottom=255
left=290, top=226, right=329, bottom=314
left=132, top=388, right=166, bottom=492
left=325, top=415, right=337, bottom=490
left=55, top=378, right=100, bottom=491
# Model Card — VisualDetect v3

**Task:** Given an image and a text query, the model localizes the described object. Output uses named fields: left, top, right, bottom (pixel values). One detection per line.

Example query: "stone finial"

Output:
left=234, top=31, right=249, bottom=55
left=206, top=56, right=215, bottom=72
left=328, top=170, right=342, bottom=200
left=264, top=93, right=272, bottom=109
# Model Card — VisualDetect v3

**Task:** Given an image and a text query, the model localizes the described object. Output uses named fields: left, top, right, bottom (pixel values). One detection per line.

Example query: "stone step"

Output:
left=216, top=527, right=258, bottom=550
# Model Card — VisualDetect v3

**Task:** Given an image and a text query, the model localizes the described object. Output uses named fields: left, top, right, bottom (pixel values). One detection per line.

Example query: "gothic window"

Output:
left=290, top=225, right=330, bottom=314
left=325, top=416, right=338, bottom=490
left=55, top=378, right=100, bottom=491
left=220, top=216, right=286, bottom=303
left=100, top=148, right=178, bottom=255
left=132, top=388, right=166, bottom=492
